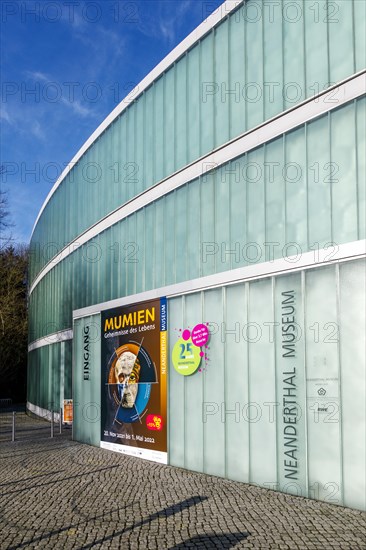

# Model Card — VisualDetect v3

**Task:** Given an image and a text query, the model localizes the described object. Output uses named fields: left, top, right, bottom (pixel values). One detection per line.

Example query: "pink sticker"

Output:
left=182, top=329, right=191, bottom=341
left=191, top=323, right=209, bottom=347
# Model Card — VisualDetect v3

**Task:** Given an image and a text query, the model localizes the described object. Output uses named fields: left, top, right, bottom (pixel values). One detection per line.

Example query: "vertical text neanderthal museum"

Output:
left=28, top=0, right=365, bottom=510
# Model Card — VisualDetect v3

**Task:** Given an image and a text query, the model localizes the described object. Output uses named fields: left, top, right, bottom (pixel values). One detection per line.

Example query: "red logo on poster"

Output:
left=146, top=414, right=163, bottom=431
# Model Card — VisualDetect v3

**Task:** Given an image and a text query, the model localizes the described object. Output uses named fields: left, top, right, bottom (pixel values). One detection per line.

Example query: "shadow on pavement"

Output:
left=168, top=532, right=249, bottom=548
left=7, top=495, right=210, bottom=550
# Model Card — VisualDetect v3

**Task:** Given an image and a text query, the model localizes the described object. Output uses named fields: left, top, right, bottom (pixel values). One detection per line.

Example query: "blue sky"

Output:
left=0, top=0, right=223, bottom=244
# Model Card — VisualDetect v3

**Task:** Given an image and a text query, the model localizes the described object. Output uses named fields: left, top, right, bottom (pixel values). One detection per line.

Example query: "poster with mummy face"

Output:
left=100, top=298, right=167, bottom=464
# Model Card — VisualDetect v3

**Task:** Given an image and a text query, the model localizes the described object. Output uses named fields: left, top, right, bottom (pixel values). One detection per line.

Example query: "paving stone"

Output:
left=0, top=413, right=365, bottom=549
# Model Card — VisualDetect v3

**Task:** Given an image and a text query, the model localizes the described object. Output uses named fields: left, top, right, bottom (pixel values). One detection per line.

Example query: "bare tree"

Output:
left=0, top=165, right=14, bottom=249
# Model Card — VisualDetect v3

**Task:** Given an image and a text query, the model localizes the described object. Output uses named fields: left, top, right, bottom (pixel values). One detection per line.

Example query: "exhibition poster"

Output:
left=100, top=298, right=167, bottom=464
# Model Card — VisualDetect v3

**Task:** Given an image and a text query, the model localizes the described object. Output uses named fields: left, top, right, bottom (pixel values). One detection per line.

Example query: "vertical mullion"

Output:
left=335, top=263, right=345, bottom=505
left=301, top=269, right=309, bottom=498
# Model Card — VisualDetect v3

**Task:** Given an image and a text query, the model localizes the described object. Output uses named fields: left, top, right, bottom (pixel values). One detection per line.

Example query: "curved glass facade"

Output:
left=29, top=0, right=365, bottom=282
left=28, top=0, right=366, bottom=510
left=29, top=98, right=366, bottom=342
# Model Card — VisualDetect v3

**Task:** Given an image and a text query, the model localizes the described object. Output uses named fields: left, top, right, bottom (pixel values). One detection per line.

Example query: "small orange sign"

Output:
left=146, top=414, right=163, bottom=431
left=63, top=399, right=73, bottom=423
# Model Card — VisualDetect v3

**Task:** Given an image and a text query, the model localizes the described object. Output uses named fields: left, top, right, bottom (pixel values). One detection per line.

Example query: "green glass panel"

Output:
left=357, top=97, right=366, bottom=239
left=187, top=179, right=200, bottom=281
left=114, top=117, right=123, bottom=209
left=215, top=166, right=231, bottom=272
left=307, top=113, right=331, bottom=248
left=200, top=171, right=215, bottom=277
left=64, top=340, right=73, bottom=400
left=354, top=0, right=366, bottom=72
left=119, top=114, right=129, bottom=205
left=247, top=278, right=277, bottom=485
left=214, top=22, right=230, bottom=146
left=263, top=1, right=284, bottom=120
left=72, top=314, right=101, bottom=447
left=339, top=259, right=366, bottom=510
left=331, top=102, right=358, bottom=245
left=229, top=14, right=246, bottom=138
left=164, top=193, right=175, bottom=286
left=329, top=0, right=355, bottom=84
left=164, top=67, right=175, bottom=176
left=245, top=6, right=263, bottom=130
left=305, top=0, right=328, bottom=92
left=187, top=44, right=200, bottom=164
left=175, top=55, right=188, bottom=169
left=127, top=106, right=137, bottom=199
left=144, top=206, right=155, bottom=290
left=175, top=185, right=188, bottom=284
left=126, top=214, right=137, bottom=296
left=275, top=273, right=307, bottom=496
left=154, top=199, right=165, bottom=288
left=283, top=0, right=305, bottom=110
left=229, top=157, right=247, bottom=269
left=145, top=90, right=154, bottom=188
left=135, top=100, right=145, bottom=197
left=305, top=266, right=342, bottom=505
left=200, top=34, right=215, bottom=156
left=183, top=293, right=204, bottom=472
left=154, top=77, right=165, bottom=183
left=265, top=137, right=286, bottom=260
left=135, top=209, right=145, bottom=293
left=224, top=284, right=249, bottom=482
left=203, top=288, right=225, bottom=477
left=246, top=147, right=265, bottom=265
left=285, top=127, right=307, bottom=252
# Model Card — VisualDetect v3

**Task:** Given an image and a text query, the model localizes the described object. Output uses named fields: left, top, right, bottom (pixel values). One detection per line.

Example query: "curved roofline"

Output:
left=31, top=0, right=242, bottom=237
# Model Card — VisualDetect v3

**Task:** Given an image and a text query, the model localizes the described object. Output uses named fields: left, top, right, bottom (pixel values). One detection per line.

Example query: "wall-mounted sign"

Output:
left=63, top=399, right=73, bottom=423
left=100, top=298, right=167, bottom=464
left=172, top=323, right=210, bottom=376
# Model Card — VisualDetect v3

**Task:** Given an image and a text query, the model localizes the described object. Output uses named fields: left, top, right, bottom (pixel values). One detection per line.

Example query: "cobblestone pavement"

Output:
left=0, top=410, right=53, bottom=443
left=0, top=415, right=365, bottom=549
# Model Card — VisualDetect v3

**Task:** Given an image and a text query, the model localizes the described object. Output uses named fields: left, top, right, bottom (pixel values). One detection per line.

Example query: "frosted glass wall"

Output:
left=27, top=340, right=72, bottom=412
left=168, top=258, right=366, bottom=510
left=28, top=259, right=365, bottom=509
left=29, top=0, right=364, bottom=283
left=51, top=258, right=365, bottom=509
left=28, top=98, right=366, bottom=341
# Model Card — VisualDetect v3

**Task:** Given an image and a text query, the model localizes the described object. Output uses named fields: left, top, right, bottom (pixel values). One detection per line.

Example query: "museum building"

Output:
left=27, top=0, right=366, bottom=510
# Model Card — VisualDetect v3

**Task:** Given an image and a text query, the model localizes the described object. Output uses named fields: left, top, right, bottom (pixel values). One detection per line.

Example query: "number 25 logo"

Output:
left=179, top=343, right=192, bottom=359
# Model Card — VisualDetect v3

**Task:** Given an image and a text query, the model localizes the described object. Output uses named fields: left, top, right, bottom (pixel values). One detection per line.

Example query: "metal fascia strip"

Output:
left=28, top=240, right=366, bottom=351
left=28, top=329, right=73, bottom=352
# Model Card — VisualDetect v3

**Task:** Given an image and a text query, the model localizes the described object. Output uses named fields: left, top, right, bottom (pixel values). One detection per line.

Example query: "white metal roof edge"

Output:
left=27, top=240, right=366, bottom=351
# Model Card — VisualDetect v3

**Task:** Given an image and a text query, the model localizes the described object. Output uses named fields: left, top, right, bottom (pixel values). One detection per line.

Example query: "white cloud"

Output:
left=24, top=70, right=50, bottom=82
left=21, top=71, right=99, bottom=119
left=60, top=97, right=96, bottom=118
left=0, top=105, right=13, bottom=125
left=31, top=120, right=45, bottom=140
left=137, top=0, right=194, bottom=45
